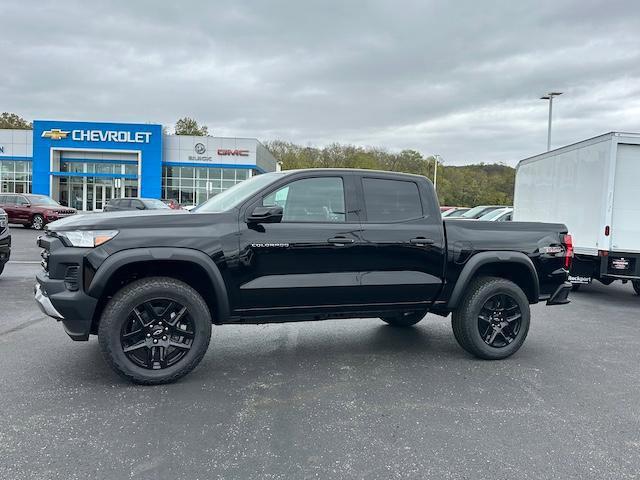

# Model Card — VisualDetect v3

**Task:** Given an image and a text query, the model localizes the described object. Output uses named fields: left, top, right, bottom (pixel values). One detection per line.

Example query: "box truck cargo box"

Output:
left=514, top=132, right=640, bottom=294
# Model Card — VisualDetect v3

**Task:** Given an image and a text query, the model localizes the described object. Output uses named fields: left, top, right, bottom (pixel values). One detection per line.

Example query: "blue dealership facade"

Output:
left=0, top=120, right=277, bottom=210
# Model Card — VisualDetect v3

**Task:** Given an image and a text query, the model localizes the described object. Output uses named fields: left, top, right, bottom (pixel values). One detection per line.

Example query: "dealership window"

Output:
left=0, top=160, right=32, bottom=194
left=162, top=166, right=251, bottom=206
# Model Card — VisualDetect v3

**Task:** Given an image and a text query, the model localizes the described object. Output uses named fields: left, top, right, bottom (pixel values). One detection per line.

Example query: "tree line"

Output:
left=265, top=140, right=515, bottom=207
left=1, top=113, right=515, bottom=206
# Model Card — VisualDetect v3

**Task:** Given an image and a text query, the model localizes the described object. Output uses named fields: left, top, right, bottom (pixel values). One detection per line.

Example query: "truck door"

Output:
left=233, top=172, right=370, bottom=315
left=356, top=175, right=445, bottom=307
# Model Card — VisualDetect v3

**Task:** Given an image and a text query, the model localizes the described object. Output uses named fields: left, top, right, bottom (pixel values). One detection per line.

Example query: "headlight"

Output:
left=57, top=230, right=119, bottom=248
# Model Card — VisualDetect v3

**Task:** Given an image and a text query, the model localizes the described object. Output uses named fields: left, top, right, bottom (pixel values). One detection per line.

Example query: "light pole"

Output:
left=430, top=154, right=442, bottom=191
left=540, top=92, right=562, bottom=151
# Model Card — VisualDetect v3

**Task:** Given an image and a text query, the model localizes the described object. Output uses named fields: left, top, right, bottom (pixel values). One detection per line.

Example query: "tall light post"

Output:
left=431, top=154, right=442, bottom=191
left=540, top=92, right=562, bottom=151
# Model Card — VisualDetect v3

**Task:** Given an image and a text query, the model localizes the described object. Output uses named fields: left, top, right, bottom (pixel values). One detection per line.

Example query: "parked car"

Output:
left=441, top=207, right=470, bottom=218
left=0, top=193, right=77, bottom=230
left=36, top=168, right=571, bottom=384
left=104, top=198, right=172, bottom=212
left=0, top=208, right=10, bottom=276
left=162, top=199, right=182, bottom=210
left=440, top=206, right=455, bottom=212
left=514, top=132, right=640, bottom=295
left=477, top=207, right=514, bottom=222
left=458, top=205, right=506, bottom=219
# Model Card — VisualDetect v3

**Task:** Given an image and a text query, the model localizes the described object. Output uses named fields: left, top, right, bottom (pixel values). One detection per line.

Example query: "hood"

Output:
left=46, top=209, right=201, bottom=231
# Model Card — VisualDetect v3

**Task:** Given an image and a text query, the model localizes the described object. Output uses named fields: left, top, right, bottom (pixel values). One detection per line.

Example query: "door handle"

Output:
left=410, top=237, right=435, bottom=246
left=328, top=237, right=355, bottom=245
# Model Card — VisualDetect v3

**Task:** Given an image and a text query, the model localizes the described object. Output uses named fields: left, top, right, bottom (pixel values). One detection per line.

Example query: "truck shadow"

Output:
left=67, top=319, right=471, bottom=386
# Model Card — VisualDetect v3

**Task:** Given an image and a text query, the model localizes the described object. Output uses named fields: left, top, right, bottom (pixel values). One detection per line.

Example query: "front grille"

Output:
left=41, top=249, right=50, bottom=272
left=38, top=232, right=53, bottom=272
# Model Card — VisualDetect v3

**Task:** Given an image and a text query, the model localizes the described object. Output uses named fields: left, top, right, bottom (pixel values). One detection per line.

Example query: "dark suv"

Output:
left=104, top=198, right=172, bottom=212
left=0, top=194, right=77, bottom=230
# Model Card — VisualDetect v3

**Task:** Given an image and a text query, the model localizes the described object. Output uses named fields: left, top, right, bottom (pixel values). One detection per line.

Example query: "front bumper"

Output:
left=34, top=227, right=99, bottom=343
left=34, top=282, right=64, bottom=319
left=547, top=281, right=571, bottom=305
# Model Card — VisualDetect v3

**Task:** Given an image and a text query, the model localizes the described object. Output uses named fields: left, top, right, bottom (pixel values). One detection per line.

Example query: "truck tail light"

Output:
left=563, top=234, right=573, bottom=269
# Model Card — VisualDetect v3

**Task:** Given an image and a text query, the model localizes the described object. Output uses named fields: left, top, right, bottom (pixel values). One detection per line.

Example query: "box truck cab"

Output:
left=514, top=132, right=640, bottom=295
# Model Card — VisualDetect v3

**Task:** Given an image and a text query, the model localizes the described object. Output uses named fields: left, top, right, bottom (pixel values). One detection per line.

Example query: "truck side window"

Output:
left=362, top=178, right=423, bottom=222
left=263, top=177, right=345, bottom=223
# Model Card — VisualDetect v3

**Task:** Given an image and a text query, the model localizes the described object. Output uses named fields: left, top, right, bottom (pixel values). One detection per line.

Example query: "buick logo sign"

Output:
left=194, top=143, right=206, bottom=155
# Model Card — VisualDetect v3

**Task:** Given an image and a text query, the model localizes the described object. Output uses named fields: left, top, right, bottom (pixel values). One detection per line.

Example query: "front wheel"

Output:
left=451, top=276, right=530, bottom=360
left=633, top=280, right=640, bottom=296
left=31, top=214, right=45, bottom=230
left=381, top=311, right=426, bottom=327
left=98, top=277, right=212, bottom=384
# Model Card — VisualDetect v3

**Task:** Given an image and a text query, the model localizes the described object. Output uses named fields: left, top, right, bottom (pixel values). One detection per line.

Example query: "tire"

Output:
left=571, top=284, right=581, bottom=292
left=451, top=276, right=530, bottom=360
left=0, top=263, right=4, bottom=276
left=633, top=280, right=640, bottom=296
left=31, top=214, right=45, bottom=230
left=381, top=311, right=426, bottom=327
left=98, top=277, right=212, bottom=385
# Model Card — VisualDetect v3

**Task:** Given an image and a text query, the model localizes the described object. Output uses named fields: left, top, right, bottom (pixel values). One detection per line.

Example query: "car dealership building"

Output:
left=0, top=120, right=277, bottom=210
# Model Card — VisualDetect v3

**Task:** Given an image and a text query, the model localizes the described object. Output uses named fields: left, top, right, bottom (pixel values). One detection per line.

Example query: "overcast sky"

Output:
left=1, top=0, right=639, bottom=165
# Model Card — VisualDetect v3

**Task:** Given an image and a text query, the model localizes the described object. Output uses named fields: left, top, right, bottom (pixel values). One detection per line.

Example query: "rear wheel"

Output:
left=381, top=311, right=426, bottom=327
left=451, top=276, right=530, bottom=360
left=98, top=277, right=212, bottom=384
left=31, top=214, right=44, bottom=230
left=633, top=280, right=640, bottom=296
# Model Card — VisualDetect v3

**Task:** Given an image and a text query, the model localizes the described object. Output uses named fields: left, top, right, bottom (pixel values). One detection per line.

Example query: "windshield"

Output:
left=461, top=205, right=498, bottom=218
left=478, top=208, right=510, bottom=221
left=26, top=195, right=60, bottom=206
left=144, top=199, right=171, bottom=209
left=444, top=208, right=469, bottom=217
left=195, top=172, right=285, bottom=213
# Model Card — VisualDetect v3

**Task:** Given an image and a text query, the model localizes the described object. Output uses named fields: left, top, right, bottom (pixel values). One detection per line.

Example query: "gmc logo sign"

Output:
left=218, top=149, right=249, bottom=156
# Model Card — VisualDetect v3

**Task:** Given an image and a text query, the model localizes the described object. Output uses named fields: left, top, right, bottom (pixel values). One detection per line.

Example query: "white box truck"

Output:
left=514, top=132, right=640, bottom=295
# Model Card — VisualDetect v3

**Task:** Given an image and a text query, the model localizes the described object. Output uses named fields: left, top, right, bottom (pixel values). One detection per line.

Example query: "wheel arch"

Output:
left=447, top=251, right=539, bottom=309
left=87, top=248, right=230, bottom=332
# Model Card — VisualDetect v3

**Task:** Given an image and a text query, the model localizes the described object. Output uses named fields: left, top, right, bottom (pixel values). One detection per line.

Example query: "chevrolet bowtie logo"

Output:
left=41, top=128, right=70, bottom=140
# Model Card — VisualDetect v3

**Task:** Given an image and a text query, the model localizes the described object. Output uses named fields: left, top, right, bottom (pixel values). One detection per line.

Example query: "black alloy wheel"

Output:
left=99, top=277, right=211, bottom=384
left=451, top=276, right=530, bottom=360
left=477, top=294, right=522, bottom=348
left=120, top=299, right=195, bottom=370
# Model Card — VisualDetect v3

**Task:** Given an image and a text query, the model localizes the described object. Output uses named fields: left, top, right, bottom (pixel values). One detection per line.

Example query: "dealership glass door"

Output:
left=93, top=184, right=114, bottom=211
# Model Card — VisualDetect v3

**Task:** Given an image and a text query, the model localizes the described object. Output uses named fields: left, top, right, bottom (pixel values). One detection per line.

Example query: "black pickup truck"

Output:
left=35, top=169, right=572, bottom=384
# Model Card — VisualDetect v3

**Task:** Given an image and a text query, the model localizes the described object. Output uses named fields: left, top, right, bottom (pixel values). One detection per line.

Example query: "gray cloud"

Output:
left=1, top=0, right=639, bottom=164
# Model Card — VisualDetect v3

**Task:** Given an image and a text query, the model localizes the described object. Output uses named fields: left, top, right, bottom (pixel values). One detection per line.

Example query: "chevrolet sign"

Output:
left=42, top=128, right=152, bottom=143
left=72, top=130, right=152, bottom=143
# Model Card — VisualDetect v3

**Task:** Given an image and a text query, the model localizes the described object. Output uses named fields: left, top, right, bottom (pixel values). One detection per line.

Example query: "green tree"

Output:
left=265, top=140, right=516, bottom=207
left=174, top=117, right=208, bottom=136
left=0, top=112, right=32, bottom=129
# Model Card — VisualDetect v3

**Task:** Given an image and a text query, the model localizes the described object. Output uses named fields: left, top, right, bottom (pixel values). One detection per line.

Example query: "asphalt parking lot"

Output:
left=1, top=226, right=639, bottom=480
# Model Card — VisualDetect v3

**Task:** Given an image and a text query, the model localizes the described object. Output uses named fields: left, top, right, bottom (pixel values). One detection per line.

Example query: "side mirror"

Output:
left=247, top=205, right=283, bottom=224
